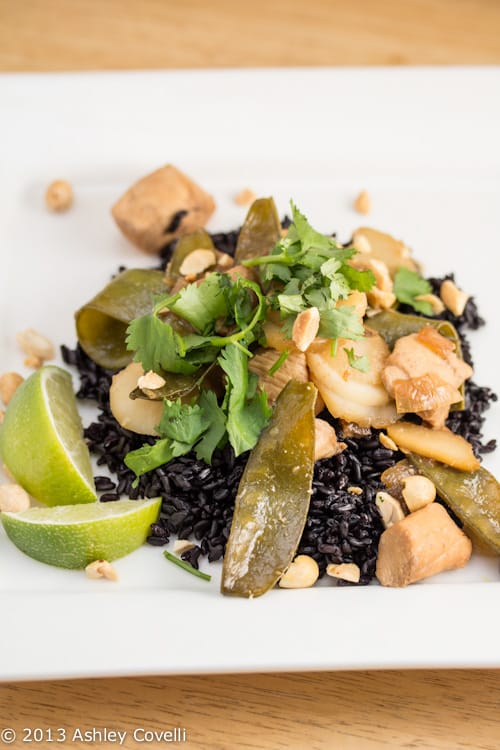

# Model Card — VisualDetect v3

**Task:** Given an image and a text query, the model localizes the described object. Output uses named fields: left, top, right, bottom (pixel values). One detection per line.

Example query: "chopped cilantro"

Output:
left=163, top=550, right=212, bottom=581
left=242, top=201, right=374, bottom=345
left=268, top=350, right=289, bottom=376
left=393, top=267, right=433, bottom=315
left=344, top=347, right=370, bottom=373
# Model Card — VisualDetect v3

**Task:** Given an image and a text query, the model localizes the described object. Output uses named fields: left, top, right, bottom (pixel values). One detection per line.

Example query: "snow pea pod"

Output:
left=409, top=454, right=500, bottom=554
left=164, top=229, right=215, bottom=289
left=221, top=379, right=317, bottom=598
left=75, top=269, right=165, bottom=370
left=234, top=197, right=281, bottom=263
left=367, top=309, right=461, bottom=353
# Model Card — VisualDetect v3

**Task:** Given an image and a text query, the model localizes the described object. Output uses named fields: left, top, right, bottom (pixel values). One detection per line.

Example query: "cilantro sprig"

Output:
left=393, top=267, right=433, bottom=315
left=243, top=202, right=375, bottom=342
left=125, top=272, right=271, bottom=475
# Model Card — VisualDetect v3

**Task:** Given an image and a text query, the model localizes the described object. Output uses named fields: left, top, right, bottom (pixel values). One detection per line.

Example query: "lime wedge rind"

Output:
left=1, top=498, right=161, bottom=569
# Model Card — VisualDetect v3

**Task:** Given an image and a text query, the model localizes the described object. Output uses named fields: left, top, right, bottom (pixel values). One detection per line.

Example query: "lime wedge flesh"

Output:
left=1, top=498, right=162, bottom=568
left=0, top=365, right=96, bottom=506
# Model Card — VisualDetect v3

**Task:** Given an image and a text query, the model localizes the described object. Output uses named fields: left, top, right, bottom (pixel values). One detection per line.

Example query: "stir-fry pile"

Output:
left=1, top=165, right=498, bottom=595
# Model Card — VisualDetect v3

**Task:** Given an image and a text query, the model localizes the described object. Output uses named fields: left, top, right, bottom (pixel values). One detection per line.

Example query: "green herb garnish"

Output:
left=243, top=201, right=375, bottom=342
left=163, top=550, right=212, bottom=581
left=393, top=267, right=433, bottom=315
left=344, top=347, right=370, bottom=373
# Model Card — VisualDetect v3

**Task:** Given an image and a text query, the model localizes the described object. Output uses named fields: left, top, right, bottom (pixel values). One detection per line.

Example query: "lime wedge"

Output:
left=0, top=365, right=96, bottom=506
left=1, top=498, right=161, bottom=568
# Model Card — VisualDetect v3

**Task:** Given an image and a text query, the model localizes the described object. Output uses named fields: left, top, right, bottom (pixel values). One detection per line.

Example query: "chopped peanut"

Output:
left=45, top=179, right=73, bottom=212
left=354, top=190, right=371, bottom=215
left=415, top=293, right=445, bottom=315
left=85, top=560, right=119, bottom=581
left=24, top=355, right=43, bottom=369
left=402, top=475, right=436, bottom=512
left=326, top=562, right=361, bottom=583
left=292, top=307, right=320, bottom=352
left=179, top=248, right=217, bottom=277
left=234, top=188, right=256, bottom=206
left=440, top=279, right=470, bottom=317
left=0, top=372, right=24, bottom=405
left=376, top=503, right=472, bottom=587
left=348, top=486, right=363, bottom=495
left=376, top=491, right=405, bottom=529
left=137, top=370, right=166, bottom=391
left=173, top=539, right=196, bottom=555
left=16, top=329, right=55, bottom=361
left=279, top=555, right=319, bottom=589
left=379, top=432, right=398, bottom=452
left=352, top=232, right=372, bottom=254
left=0, top=484, right=31, bottom=513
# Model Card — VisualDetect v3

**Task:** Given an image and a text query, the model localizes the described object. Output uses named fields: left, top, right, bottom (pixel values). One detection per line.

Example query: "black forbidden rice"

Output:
left=61, top=229, right=497, bottom=585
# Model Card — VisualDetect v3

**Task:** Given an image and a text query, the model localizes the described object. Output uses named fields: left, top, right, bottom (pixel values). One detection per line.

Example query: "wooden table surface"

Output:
left=1, top=1, right=500, bottom=748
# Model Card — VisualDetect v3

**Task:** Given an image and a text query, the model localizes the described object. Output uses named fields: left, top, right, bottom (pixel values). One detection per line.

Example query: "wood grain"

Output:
left=2, top=670, right=500, bottom=749
left=1, top=2, right=500, bottom=749
left=1, top=0, right=500, bottom=71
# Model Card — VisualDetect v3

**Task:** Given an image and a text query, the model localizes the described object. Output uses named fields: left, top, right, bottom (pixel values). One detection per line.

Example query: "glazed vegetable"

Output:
left=234, top=197, right=282, bottom=263
left=306, top=330, right=398, bottom=429
left=75, top=269, right=165, bottom=370
left=408, top=454, right=500, bottom=555
left=351, top=227, right=418, bottom=276
left=386, top=421, right=480, bottom=472
left=109, top=362, right=163, bottom=436
left=221, top=380, right=316, bottom=597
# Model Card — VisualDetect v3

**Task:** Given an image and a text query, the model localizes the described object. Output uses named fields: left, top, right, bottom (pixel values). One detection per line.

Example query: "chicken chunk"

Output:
left=382, top=327, right=472, bottom=428
left=376, top=502, right=472, bottom=587
left=112, top=165, right=215, bottom=254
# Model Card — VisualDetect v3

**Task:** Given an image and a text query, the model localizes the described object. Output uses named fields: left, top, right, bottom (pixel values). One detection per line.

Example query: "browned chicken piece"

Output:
left=314, top=418, right=346, bottom=461
left=382, top=326, right=472, bottom=428
left=376, top=502, right=472, bottom=587
left=112, top=165, right=215, bottom=254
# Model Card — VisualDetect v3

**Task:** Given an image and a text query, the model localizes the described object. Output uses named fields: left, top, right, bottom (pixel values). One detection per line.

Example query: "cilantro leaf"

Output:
left=194, top=390, right=227, bottom=464
left=169, top=274, right=230, bottom=333
left=158, top=399, right=208, bottom=446
left=344, top=347, right=370, bottom=372
left=126, top=315, right=198, bottom=375
left=341, top=264, right=376, bottom=292
left=393, top=267, right=433, bottom=315
left=290, top=202, right=333, bottom=254
left=218, top=344, right=271, bottom=456
left=277, top=293, right=306, bottom=315
left=124, top=438, right=176, bottom=478
left=318, top=307, right=364, bottom=340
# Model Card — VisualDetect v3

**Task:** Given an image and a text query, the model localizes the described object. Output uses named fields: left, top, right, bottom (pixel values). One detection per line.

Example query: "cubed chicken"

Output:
left=382, top=327, right=472, bottom=428
left=112, top=165, right=215, bottom=254
left=376, top=502, right=472, bottom=587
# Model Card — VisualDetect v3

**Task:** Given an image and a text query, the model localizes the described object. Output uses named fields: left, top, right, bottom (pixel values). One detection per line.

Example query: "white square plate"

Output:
left=1, top=68, right=499, bottom=681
